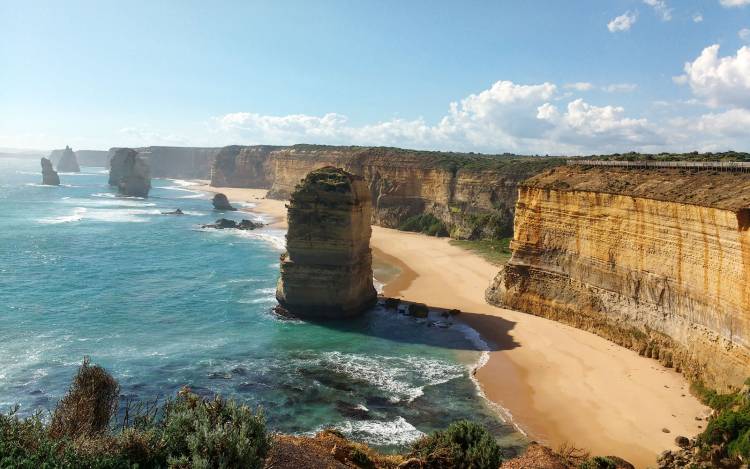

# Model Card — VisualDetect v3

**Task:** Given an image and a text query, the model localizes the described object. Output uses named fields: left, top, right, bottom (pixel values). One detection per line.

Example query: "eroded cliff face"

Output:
left=211, top=145, right=560, bottom=239
left=109, top=148, right=151, bottom=198
left=276, top=166, right=377, bottom=318
left=40, top=157, right=60, bottom=185
left=487, top=166, right=750, bottom=390
left=108, top=146, right=221, bottom=178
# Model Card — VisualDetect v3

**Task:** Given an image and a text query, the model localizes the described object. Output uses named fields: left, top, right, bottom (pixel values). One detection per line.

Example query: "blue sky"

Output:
left=1, top=0, right=749, bottom=154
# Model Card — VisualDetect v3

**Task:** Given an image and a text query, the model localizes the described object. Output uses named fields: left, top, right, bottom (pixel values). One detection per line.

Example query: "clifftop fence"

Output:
left=567, top=159, right=750, bottom=172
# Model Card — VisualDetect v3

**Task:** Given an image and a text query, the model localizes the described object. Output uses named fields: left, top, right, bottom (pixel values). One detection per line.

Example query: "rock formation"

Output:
left=40, top=157, right=60, bottom=185
left=201, top=218, right=262, bottom=230
left=107, top=146, right=220, bottom=178
left=487, top=164, right=750, bottom=390
left=210, top=145, right=563, bottom=240
left=212, top=193, right=237, bottom=211
left=108, top=148, right=151, bottom=197
left=56, top=145, right=80, bottom=172
left=276, top=166, right=377, bottom=319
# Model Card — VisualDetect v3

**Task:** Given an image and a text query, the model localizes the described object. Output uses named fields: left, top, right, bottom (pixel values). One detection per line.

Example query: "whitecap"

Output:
left=321, top=352, right=465, bottom=403
left=327, top=417, right=425, bottom=446
left=38, top=207, right=161, bottom=224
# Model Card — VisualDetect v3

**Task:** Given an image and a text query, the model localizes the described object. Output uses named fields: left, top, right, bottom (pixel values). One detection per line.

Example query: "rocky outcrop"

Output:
left=56, top=145, right=80, bottom=172
left=276, top=167, right=377, bottom=318
left=487, top=165, right=750, bottom=390
left=40, top=157, right=60, bottom=185
left=201, top=218, right=263, bottom=230
left=210, top=145, right=563, bottom=240
left=108, top=148, right=151, bottom=197
left=108, top=146, right=220, bottom=178
left=212, top=193, right=237, bottom=211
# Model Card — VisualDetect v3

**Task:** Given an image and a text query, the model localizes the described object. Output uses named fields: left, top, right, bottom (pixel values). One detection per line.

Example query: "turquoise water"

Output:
left=0, top=158, right=522, bottom=450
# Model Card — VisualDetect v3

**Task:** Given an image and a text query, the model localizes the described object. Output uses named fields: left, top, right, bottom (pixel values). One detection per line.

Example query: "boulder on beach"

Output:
left=407, top=303, right=429, bottom=318
left=108, top=148, right=151, bottom=197
left=212, top=193, right=237, bottom=211
left=40, top=157, right=60, bottom=186
left=56, top=145, right=80, bottom=172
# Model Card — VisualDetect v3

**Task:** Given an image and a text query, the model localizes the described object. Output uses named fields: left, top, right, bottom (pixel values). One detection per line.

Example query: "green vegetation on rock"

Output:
left=449, top=238, right=512, bottom=266
left=692, top=380, right=750, bottom=461
left=398, top=213, right=449, bottom=237
left=408, top=420, right=503, bottom=469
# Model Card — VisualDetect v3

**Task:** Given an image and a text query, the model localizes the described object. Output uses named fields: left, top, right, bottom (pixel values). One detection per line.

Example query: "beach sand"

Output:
left=195, top=184, right=710, bottom=468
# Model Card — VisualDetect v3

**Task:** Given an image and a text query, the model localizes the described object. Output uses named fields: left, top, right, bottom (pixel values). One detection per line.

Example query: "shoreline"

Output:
left=193, top=183, right=710, bottom=468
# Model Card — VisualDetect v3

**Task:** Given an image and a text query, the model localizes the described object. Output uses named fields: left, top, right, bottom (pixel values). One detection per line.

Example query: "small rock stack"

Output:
left=40, top=157, right=60, bottom=185
left=276, top=166, right=377, bottom=319
left=108, top=148, right=151, bottom=197
left=56, top=145, right=80, bottom=172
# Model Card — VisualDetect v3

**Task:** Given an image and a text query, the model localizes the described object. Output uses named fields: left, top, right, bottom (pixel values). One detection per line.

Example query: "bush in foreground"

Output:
left=409, top=420, right=503, bottom=469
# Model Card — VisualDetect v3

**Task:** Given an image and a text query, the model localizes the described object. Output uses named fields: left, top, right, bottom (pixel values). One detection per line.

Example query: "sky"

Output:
left=1, top=0, right=749, bottom=155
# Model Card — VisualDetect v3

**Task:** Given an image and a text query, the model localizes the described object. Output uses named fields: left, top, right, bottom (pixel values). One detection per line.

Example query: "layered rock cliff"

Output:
left=276, top=166, right=377, bottom=318
left=108, top=146, right=221, bottom=178
left=56, top=145, right=80, bottom=172
left=108, top=148, right=151, bottom=197
left=487, top=165, right=750, bottom=390
left=211, top=145, right=562, bottom=239
left=40, top=157, right=60, bottom=185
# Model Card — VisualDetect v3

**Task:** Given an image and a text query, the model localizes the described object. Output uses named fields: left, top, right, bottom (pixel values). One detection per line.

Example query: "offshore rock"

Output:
left=40, top=157, right=60, bottom=185
left=56, top=145, right=80, bottom=172
left=276, top=166, right=377, bottom=319
left=108, top=148, right=151, bottom=197
left=487, top=165, right=750, bottom=390
left=212, top=193, right=237, bottom=211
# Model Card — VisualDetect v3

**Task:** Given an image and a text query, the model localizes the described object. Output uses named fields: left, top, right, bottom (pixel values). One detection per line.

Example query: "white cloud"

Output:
left=693, top=13, right=704, bottom=22
left=720, top=0, right=750, bottom=7
left=564, top=82, right=594, bottom=91
left=740, top=28, right=750, bottom=42
left=608, top=11, right=637, bottom=32
left=602, top=83, right=639, bottom=93
left=643, top=0, right=673, bottom=20
left=674, top=44, right=750, bottom=108
left=215, top=80, right=664, bottom=155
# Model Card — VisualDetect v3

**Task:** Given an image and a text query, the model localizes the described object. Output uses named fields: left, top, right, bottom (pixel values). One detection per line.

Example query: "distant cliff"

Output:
left=75, top=150, right=109, bottom=167
left=211, top=145, right=563, bottom=239
left=108, top=146, right=221, bottom=179
left=487, top=164, right=750, bottom=390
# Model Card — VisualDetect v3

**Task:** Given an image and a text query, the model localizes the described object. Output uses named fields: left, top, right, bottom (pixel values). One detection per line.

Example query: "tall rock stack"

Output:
left=108, top=148, right=151, bottom=197
left=56, top=145, right=80, bottom=172
left=276, top=166, right=377, bottom=319
left=40, top=157, right=60, bottom=185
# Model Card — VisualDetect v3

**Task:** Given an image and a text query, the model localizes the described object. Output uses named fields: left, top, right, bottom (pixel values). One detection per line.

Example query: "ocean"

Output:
left=0, top=157, right=524, bottom=451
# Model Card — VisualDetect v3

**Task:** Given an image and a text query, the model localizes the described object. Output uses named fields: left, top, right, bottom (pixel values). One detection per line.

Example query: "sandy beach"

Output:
left=195, top=184, right=710, bottom=468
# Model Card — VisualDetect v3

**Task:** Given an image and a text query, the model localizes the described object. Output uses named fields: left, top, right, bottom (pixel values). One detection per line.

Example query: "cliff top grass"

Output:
left=578, top=151, right=750, bottom=162
left=524, top=165, right=750, bottom=212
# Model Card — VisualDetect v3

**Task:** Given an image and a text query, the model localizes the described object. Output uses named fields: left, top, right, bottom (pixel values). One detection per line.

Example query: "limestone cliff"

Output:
left=107, top=146, right=220, bottom=178
left=108, top=148, right=151, bottom=197
left=276, top=166, right=377, bottom=318
left=211, top=145, right=562, bottom=239
left=40, top=157, right=60, bottom=185
left=487, top=165, right=750, bottom=390
left=56, top=146, right=80, bottom=172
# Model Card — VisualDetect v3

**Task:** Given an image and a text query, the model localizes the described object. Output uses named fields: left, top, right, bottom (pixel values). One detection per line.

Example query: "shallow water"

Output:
left=0, top=158, right=524, bottom=451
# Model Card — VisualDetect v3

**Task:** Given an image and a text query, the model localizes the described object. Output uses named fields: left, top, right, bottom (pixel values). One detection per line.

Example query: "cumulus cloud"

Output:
left=215, top=79, right=664, bottom=155
left=693, top=13, right=704, bottom=22
left=608, top=11, right=637, bottom=32
left=643, top=0, right=673, bottom=20
left=603, top=83, right=639, bottom=93
left=720, top=0, right=750, bottom=7
left=564, top=82, right=594, bottom=91
left=674, top=44, right=750, bottom=108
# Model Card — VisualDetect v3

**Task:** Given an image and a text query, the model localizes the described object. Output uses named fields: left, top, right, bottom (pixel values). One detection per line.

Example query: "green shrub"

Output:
left=398, top=213, right=448, bottom=237
left=693, top=380, right=750, bottom=460
left=161, top=387, right=270, bottom=469
left=409, top=420, right=502, bottom=469
left=579, top=456, right=618, bottom=469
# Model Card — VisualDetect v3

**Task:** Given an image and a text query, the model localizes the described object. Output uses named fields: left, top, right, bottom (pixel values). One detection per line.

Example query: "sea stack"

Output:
left=56, top=145, right=80, bottom=172
left=276, top=166, right=377, bottom=319
left=212, top=193, right=237, bottom=211
left=40, top=157, right=60, bottom=185
left=108, top=148, right=151, bottom=197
